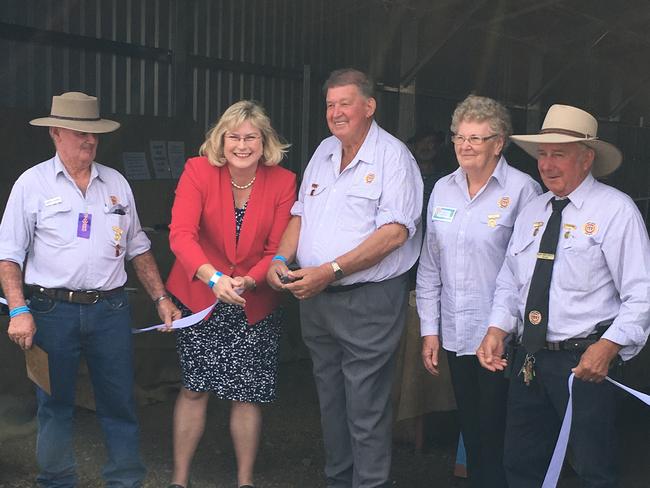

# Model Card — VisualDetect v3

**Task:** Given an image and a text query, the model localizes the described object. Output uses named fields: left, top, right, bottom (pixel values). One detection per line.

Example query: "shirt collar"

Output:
left=54, top=153, right=101, bottom=182
left=546, top=173, right=594, bottom=210
left=328, top=120, right=378, bottom=172
left=450, top=155, right=508, bottom=188
left=490, top=156, right=508, bottom=188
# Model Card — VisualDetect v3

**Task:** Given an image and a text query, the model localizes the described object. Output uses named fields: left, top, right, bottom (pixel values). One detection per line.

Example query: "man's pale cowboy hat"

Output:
left=30, top=92, right=120, bottom=134
left=510, top=104, right=622, bottom=178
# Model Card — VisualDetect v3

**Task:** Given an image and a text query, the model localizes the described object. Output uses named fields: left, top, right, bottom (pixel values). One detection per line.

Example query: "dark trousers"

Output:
left=447, top=352, right=509, bottom=488
left=300, top=275, right=408, bottom=488
left=504, top=348, right=618, bottom=488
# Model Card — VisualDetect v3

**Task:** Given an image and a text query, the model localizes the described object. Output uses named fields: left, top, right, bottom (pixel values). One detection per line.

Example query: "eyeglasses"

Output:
left=225, top=134, right=262, bottom=144
left=451, top=134, right=498, bottom=146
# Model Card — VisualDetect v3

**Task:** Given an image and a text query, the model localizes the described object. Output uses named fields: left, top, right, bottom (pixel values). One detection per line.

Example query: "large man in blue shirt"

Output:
left=477, top=104, right=650, bottom=487
left=267, top=69, right=423, bottom=488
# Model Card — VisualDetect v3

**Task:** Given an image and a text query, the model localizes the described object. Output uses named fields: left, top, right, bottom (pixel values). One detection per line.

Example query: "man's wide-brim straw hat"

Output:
left=30, top=92, right=120, bottom=134
left=510, top=104, right=622, bottom=178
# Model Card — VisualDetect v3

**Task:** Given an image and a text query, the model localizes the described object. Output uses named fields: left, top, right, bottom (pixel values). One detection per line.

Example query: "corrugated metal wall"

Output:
left=0, top=0, right=175, bottom=117
left=0, top=0, right=403, bottom=174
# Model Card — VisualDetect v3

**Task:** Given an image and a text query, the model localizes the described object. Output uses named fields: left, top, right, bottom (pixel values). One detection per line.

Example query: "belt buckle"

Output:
left=84, top=290, right=101, bottom=304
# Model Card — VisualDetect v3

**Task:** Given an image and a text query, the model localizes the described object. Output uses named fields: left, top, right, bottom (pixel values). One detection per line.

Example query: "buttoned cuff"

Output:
left=419, top=318, right=440, bottom=337
left=602, top=326, right=646, bottom=361
left=487, top=310, right=519, bottom=335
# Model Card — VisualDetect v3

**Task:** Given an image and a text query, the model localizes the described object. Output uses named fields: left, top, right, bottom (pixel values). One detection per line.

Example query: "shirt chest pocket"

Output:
left=478, top=212, right=516, bottom=249
left=37, top=203, right=75, bottom=246
left=557, top=238, right=600, bottom=292
left=303, top=184, right=328, bottom=215
left=339, top=183, right=381, bottom=231
left=104, top=204, right=131, bottom=257
left=511, top=233, right=537, bottom=286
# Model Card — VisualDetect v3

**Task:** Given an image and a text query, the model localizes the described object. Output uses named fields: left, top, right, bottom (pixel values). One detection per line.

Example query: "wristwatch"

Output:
left=330, top=261, right=344, bottom=280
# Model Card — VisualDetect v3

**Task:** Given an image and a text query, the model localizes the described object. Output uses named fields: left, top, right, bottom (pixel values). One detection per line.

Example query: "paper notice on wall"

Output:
left=167, top=141, right=186, bottom=179
left=122, top=152, right=151, bottom=180
left=150, top=140, right=171, bottom=179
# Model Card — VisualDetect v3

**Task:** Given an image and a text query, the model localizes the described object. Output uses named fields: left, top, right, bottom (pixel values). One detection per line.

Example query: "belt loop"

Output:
left=68, top=291, right=73, bottom=302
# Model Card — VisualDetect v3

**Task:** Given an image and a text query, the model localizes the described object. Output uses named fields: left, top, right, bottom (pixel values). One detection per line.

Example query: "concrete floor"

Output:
left=0, top=359, right=648, bottom=487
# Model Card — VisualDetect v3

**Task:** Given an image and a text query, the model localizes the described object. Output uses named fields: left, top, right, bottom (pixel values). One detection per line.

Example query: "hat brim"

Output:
left=510, top=133, right=622, bottom=178
left=29, top=117, right=120, bottom=134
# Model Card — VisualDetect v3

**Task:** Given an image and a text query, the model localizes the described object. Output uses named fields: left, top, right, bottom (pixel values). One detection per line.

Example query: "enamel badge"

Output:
left=498, top=196, right=510, bottom=208
left=583, top=222, right=598, bottom=236
left=528, top=310, right=542, bottom=325
left=563, top=223, right=576, bottom=239
left=112, top=225, right=124, bottom=242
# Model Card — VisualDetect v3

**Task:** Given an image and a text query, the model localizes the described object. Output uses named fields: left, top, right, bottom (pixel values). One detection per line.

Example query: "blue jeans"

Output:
left=30, top=291, right=145, bottom=488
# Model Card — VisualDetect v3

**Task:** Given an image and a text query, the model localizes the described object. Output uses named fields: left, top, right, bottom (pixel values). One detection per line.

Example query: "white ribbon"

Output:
left=542, top=373, right=650, bottom=487
left=131, top=301, right=217, bottom=334
left=1, top=294, right=218, bottom=334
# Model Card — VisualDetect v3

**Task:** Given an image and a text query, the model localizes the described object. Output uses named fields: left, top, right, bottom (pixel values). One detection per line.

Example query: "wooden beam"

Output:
left=0, top=21, right=171, bottom=63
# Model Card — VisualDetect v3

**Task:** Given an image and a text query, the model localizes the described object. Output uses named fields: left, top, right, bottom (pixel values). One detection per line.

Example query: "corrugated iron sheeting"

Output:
left=2, top=0, right=433, bottom=173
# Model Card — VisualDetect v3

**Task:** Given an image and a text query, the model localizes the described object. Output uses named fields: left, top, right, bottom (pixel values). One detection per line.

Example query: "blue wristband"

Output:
left=208, top=271, right=223, bottom=289
left=9, top=305, right=31, bottom=318
left=272, top=255, right=288, bottom=264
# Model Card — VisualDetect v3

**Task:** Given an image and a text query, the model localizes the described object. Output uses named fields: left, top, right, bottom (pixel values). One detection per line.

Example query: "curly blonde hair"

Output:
left=199, top=100, right=290, bottom=167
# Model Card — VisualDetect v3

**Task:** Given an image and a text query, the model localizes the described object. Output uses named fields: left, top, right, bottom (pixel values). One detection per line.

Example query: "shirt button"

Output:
left=229, top=265, right=234, bottom=270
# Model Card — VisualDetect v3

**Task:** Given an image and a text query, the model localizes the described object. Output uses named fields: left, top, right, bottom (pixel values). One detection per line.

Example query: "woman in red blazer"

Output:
left=165, top=100, right=296, bottom=488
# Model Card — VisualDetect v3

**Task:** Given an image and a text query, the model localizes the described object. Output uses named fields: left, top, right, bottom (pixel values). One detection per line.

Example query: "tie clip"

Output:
left=537, top=252, right=555, bottom=260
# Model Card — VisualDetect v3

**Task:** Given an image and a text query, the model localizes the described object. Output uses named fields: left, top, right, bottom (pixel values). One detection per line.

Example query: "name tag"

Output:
left=44, top=196, right=63, bottom=207
left=77, top=213, right=92, bottom=238
left=432, top=206, right=457, bottom=222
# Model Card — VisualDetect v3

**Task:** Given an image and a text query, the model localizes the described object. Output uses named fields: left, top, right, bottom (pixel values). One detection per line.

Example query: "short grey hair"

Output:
left=322, top=68, right=375, bottom=99
left=450, top=95, right=513, bottom=149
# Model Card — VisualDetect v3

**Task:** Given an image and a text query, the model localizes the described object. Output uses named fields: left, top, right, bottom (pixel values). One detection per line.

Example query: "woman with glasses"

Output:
left=165, top=100, right=296, bottom=488
left=416, top=95, right=541, bottom=487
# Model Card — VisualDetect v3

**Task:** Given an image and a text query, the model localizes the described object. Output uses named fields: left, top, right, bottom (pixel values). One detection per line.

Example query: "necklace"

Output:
left=231, top=176, right=256, bottom=190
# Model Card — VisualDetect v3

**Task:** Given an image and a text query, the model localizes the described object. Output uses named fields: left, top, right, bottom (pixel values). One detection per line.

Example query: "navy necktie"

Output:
left=522, top=198, right=571, bottom=354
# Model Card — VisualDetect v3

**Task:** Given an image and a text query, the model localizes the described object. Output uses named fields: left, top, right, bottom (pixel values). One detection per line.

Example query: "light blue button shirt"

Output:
left=0, top=154, right=151, bottom=290
left=489, top=173, right=650, bottom=361
left=291, top=121, right=423, bottom=284
left=416, top=157, right=541, bottom=355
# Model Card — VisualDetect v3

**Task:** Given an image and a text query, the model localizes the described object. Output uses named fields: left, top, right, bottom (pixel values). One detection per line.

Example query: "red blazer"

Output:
left=166, top=156, right=296, bottom=325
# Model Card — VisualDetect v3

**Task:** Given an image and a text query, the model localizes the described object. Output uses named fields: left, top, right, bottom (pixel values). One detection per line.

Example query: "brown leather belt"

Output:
left=26, top=284, right=124, bottom=304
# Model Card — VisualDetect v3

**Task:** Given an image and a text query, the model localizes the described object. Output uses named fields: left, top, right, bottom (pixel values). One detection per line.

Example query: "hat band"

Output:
left=49, top=114, right=102, bottom=122
left=539, top=128, right=594, bottom=139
